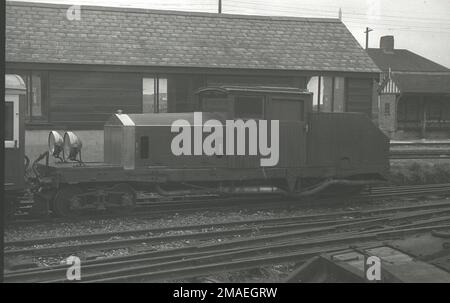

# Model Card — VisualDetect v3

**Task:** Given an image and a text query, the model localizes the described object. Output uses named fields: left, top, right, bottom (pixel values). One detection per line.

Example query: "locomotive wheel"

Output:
left=110, top=183, right=136, bottom=214
left=53, top=185, right=84, bottom=217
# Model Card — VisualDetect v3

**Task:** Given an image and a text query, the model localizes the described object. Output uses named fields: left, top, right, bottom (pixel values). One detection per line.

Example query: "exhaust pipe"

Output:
left=155, top=184, right=280, bottom=197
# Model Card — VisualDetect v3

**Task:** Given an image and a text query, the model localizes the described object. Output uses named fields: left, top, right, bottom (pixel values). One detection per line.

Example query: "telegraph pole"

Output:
left=218, top=0, right=222, bottom=14
left=364, top=27, right=373, bottom=49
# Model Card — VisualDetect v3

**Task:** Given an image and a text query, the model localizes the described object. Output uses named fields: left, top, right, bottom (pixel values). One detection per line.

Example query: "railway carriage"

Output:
left=30, top=86, right=390, bottom=217
left=4, top=75, right=27, bottom=216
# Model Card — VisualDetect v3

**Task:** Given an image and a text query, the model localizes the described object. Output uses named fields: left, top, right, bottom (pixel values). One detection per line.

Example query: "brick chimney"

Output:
left=380, top=36, right=394, bottom=53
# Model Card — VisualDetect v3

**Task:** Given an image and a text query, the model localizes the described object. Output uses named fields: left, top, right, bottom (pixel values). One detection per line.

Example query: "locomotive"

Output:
left=5, top=76, right=390, bottom=217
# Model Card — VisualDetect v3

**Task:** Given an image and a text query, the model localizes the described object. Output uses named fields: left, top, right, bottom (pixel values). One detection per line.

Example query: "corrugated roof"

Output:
left=392, top=73, right=450, bottom=94
left=367, top=49, right=449, bottom=72
left=6, top=1, right=380, bottom=73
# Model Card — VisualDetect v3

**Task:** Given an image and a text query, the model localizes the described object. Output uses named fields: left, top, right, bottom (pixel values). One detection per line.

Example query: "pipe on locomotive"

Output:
left=155, top=178, right=385, bottom=197
left=155, top=184, right=280, bottom=197
left=285, top=178, right=387, bottom=198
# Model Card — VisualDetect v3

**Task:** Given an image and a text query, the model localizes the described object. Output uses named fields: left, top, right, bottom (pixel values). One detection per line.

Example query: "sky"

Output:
left=11, top=0, right=450, bottom=68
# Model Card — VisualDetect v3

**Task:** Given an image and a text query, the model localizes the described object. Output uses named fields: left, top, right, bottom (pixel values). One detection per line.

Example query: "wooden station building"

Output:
left=6, top=1, right=381, bottom=161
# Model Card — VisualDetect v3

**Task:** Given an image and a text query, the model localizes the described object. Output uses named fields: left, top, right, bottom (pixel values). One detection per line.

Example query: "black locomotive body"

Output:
left=30, top=86, right=389, bottom=217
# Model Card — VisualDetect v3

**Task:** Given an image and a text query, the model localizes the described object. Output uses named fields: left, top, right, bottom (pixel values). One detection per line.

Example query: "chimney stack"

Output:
left=380, top=35, right=394, bottom=53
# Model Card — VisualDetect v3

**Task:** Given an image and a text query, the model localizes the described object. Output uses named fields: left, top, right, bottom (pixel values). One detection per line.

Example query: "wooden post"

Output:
left=317, top=76, right=321, bottom=112
left=364, top=27, right=373, bottom=50
left=394, top=95, right=399, bottom=131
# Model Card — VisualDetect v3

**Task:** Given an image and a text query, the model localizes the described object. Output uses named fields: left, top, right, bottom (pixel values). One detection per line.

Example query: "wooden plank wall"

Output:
left=167, top=74, right=205, bottom=112
left=206, top=75, right=306, bottom=88
left=345, top=78, right=373, bottom=117
left=49, top=71, right=141, bottom=128
left=46, top=71, right=308, bottom=128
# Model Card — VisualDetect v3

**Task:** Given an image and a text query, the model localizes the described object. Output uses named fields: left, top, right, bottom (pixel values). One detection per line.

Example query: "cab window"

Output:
left=234, top=96, right=263, bottom=119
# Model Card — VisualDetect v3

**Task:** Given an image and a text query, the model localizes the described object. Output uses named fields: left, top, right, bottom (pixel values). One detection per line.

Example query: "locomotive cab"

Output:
left=197, top=86, right=313, bottom=171
left=197, top=86, right=312, bottom=121
left=197, top=85, right=389, bottom=191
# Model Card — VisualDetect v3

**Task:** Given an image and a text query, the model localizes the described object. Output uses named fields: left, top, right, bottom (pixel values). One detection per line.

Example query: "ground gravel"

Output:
left=5, top=195, right=448, bottom=242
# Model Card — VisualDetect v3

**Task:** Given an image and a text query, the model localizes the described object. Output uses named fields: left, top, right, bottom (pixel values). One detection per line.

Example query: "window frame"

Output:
left=6, top=69, right=49, bottom=123
left=307, top=76, right=345, bottom=113
left=142, top=74, right=168, bottom=113
left=270, top=97, right=305, bottom=121
left=384, top=102, right=391, bottom=116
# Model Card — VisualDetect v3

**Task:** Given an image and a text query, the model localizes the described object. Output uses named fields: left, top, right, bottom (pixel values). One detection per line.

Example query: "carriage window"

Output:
left=140, top=136, right=149, bottom=159
left=201, top=95, right=229, bottom=112
left=5, top=102, right=14, bottom=141
left=271, top=99, right=304, bottom=120
left=234, top=96, right=263, bottom=118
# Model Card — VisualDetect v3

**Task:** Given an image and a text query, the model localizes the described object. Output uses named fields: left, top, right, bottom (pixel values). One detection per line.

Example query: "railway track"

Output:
left=7, top=183, right=450, bottom=226
left=390, top=142, right=450, bottom=147
left=390, top=150, right=450, bottom=159
left=4, top=199, right=450, bottom=282
left=389, top=141, right=450, bottom=159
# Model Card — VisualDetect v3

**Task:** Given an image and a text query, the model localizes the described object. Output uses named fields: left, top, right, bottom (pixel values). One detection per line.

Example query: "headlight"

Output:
left=63, top=131, right=83, bottom=161
left=48, top=131, right=64, bottom=159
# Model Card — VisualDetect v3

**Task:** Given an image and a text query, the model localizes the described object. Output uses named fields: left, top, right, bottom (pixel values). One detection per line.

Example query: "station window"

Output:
left=307, top=76, right=345, bottom=112
left=6, top=70, right=48, bottom=122
left=143, top=76, right=168, bottom=113
left=31, top=73, right=43, bottom=118
left=307, top=76, right=321, bottom=112
left=234, top=96, right=263, bottom=119
left=384, top=103, right=391, bottom=116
